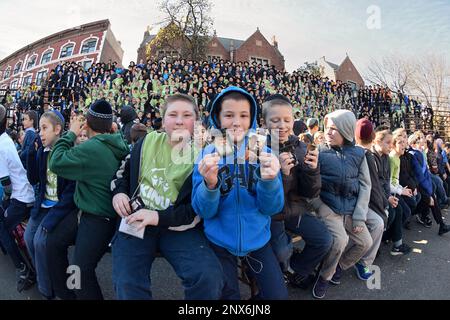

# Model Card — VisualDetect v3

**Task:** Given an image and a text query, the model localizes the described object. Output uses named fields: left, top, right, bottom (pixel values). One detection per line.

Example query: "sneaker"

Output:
left=416, top=215, right=432, bottom=228
left=16, top=263, right=35, bottom=293
left=285, top=271, right=314, bottom=290
left=330, top=264, right=343, bottom=285
left=354, top=263, right=374, bottom=281
left=312, top=276, right=329, bottom=299
left=438, top=224, right=450, bottom=236
left=424, top=215, right=433, bottom=227
left=390, top=243, right=412, bottom=256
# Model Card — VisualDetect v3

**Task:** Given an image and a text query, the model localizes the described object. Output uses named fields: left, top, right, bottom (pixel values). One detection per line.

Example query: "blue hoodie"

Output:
left=192, top=87, right=284, bottom=257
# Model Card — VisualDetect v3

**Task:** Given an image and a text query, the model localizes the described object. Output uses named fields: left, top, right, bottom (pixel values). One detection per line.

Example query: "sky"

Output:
left=0, top=0, right=449, bottom=76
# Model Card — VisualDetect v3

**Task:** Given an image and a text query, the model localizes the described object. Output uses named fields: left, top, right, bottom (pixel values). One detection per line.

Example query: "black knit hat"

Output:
left=86, top=100, right=113, bottom=133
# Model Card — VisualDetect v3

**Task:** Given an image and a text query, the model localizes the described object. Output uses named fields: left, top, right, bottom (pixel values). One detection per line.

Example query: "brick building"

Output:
left=0, top=19, right=124, bottom=90
left=137, top=27, right=285, bottom=70
left=318, top=55, right=365, bottom=89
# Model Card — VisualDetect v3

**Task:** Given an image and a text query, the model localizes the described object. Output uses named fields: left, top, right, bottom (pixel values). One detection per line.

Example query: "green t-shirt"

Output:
left=389, top=152, right=401, bottom=188
left=139, top=132, right=198, bottom=211
left=45, top=153, right=58, bottom=202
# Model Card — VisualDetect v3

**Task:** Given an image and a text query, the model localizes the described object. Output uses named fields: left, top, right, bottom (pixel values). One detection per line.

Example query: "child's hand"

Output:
left=126, top=209, right=159, bottom=230
left=279, top=152, right=295, bottom=176
left=259, top=152, right=281, bottom=181
left=112, top=193, right=132, bottom=218
left=69, top=115, right=86, bottom=136
left=304, top=149, right=319, bottom=169
left=199, top=153, right=220, bottom=190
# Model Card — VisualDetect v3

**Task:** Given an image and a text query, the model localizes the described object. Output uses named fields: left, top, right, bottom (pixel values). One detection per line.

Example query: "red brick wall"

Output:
left=206, top=37, right=230, bottom=61
left=235, top=30, right=285, bottom=70
left=0, top=28, right=106, bottom=88
left=336, top=57, right=365, bottom=88
left=100, top=38, right=122, bottom=65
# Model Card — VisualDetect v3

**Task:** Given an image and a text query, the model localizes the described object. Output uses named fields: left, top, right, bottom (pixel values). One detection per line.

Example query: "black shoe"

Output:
left=16, top=263, right=36, bottom=293
left=416, top=215, right=432, bottom=228
left=330, top=264, right=343, bottom=285
left=390, top=243, right=412, bottom=256
left=285, top=271, right=314, bottom=290
left=424, top=216, right=433, bottom=227
left=439, top=224, right=450, bottom=236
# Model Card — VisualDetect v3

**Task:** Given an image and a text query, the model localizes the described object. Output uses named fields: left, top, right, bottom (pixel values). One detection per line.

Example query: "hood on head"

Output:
left=209, top=86, right=258, bottom=131
left=324, top=110, right=356, bottom=144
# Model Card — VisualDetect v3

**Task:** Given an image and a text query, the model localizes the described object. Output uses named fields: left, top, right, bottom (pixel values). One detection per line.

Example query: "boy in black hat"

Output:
left=49, top=99, right=129, bottom=299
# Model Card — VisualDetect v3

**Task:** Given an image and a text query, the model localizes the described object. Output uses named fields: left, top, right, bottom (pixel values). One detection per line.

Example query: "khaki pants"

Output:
left=359, top=209, right=384, bottom=267
left=313, top=199, right=373, bottom=281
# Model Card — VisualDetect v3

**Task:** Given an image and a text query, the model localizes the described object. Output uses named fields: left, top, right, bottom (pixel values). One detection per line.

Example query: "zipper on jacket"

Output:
left=234, top=145, right=243, bottom=255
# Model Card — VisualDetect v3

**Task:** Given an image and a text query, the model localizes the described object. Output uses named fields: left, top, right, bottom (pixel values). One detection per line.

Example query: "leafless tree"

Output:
left=365, top=55, right=416, bottom=92
left=409, top=54, right=450, bottom=110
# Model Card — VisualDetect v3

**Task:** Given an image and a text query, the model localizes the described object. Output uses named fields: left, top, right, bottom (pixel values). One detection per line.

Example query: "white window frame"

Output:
left=59, top=41, right=76, bottom=59
left=26, top=54, right=38, bottom=70
left=250, top=56, right=270, bottom=66
left=41, top=48, right=54, bottom=65
left=1, top=85, right=7, bottom=89
left=348, top=80, right=357, bottom=90
left=208, top=55, right=222, bottom=62
left=3, top=66, right=11, bottom=80
left=13, top=60, right=23, bottom=75
left=80, top=59, right=94, bottom=71
left=22, top=74, right=33, bottom=87
left=35, top=68, right=48, bottom=86
left=10, top=79, right=19, bottom=89
left=80, top=36, right=99, bottom=54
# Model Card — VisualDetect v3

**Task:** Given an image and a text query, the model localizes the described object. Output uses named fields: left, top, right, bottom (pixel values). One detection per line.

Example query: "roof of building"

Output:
left=0, top=19, right=111, bottom=65
left=216, top=37, right=245, bottom=51
left=325, top=60, right=340, bottom=71
left=140, top=34, right=246, bottom=53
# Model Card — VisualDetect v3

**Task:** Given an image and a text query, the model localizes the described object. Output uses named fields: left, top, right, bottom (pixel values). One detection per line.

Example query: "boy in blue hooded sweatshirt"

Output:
left=192, top=87, right=288, bottom=300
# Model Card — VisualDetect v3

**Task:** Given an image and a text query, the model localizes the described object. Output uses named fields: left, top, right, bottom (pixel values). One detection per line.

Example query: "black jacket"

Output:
left=26, top=139, right=77, bottom=232
left=365, top=150, right=388, bottom=224
left=372, top=147, right=391, bottom=199
left=111, top=135, right=198, bottom=229
left=399, top=152, right=418, bottom=190
left=271, top=135, right=321, bottom=219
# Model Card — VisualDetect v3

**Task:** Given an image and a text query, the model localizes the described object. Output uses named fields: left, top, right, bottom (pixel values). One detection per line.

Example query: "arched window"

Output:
left=41, top=49, right=54, bottom=64
left=60, top=43, right=75, bottom=58
left=80, top=38, right=98, bottom=54
left=26, top=54, right=38, bottom=70
left=13, top=61, right=22, bottom=75
left=10, top=80, right=19, bottom=89
left=3, top=66, right=11, bottom=80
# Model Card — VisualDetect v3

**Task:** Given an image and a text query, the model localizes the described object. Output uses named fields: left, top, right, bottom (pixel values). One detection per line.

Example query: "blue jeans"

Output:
left=24, top=208, right=48, bottom=266
left=286, top=213, right=333, bottom=278
left=0, top=199, right=33, bottom=268
left=401, top=193, right=421, bottom=224
left=431, top=174, right=448, bottom=208
left=270, top=220, right=293, bottom=272
left=34, top=225, right=53, bottom=297
left=210, top=241, right=288, bottom=300
left=112, top=226, right=224, bottom=300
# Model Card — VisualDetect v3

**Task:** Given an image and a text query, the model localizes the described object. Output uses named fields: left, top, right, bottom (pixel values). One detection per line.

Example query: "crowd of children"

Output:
left=1, top=69, right=450, bottom=300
